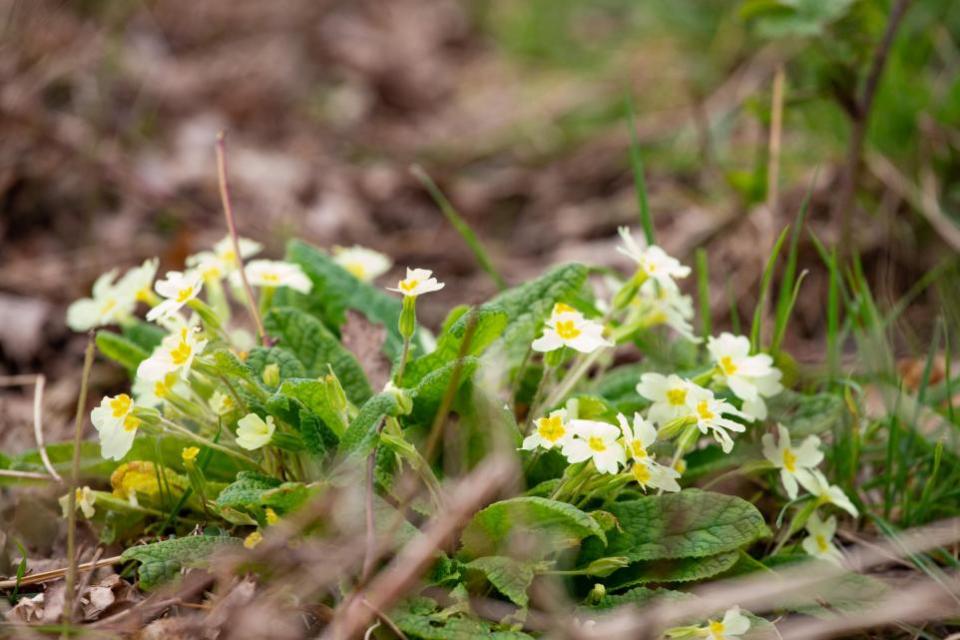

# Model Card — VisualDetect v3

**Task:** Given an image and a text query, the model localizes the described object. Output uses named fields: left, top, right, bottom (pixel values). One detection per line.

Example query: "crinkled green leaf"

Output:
left=461, top=496, right=605, bottom=560
left=265, top=393, right=339, bottom=455
left=605, top=551, right=740, bottom=590
left=391, top=598, right=535, bottom=640
left=402, top=307, right=508, bottom=386
left=215, top=472, right=282, bottom=510
left=767, top=390, right=844, bottom=437
left=465, top=556, right=539, bottom=607
left=589, top=586, right=693, bottom=610
left=339, top=392, right=404, bottom=457
left=207, top=349, right=258, bottom=384
left=246, top=346, right=307, bottom=380
left=265, top=307, right=372, bottom=404
left=763, top=555, right=889, bottom=618
left=580, top=490, right=769, bottom=563
left=260, top=482, right=319, bottom=513
left=96, top=330, right=148, bottom=374
left=121, top=535, right=242, bottom=590
left=409, top=357, right=479, bottom=425
left=121, top=320, right=165, bottom=353
left=277, top=377, right=349, bottom=437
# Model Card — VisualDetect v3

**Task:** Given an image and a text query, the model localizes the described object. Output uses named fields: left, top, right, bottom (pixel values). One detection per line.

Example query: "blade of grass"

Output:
left=695, top=248, right=712, bottom=338
left=726, top=278, right=741, bottom=334
left=411, top=165, right=507, bottom=291
left=625, top=94, right=655, bottom=245
left=750, top=226, right=790, bottom=351
left=770, top=270, right=808, bottom=355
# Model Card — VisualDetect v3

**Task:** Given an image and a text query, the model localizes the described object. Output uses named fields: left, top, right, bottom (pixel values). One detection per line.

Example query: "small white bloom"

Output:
left=59, top=486, right=97, bottom=519
left=91, top=394, right=141, bottom=461
left=531, top=311, right=612, bottom=354
left=617, top=412, right=659, bottom=462
left=636, top=373, right=698, bottom=427
left=236, top=413, right=276, bottom=450
left=700, top=606, right=750, bottom=640
left=707, top=333, right=783, bottom=421
left=617, top=227, right=691, bottom=287
left=687, top=386, right=747, bottom=454
left=522, top=409, right=573, bottom=451
left=66, top=270, right=133, bottom=331
left=562, top=420, right=626, bottom=475
left=147, top=270, right=204, bottom=322
left=631, top=458, right=681, bottom=493
left=761, top=424, right=823, bottom=500
left=801, top=511, right=844, bottom=565
left=797, top=469, right=859, bottom=518
left=244, top=260, right=313, bottom=293
left=117, top=258, right=159, bottom=302
left=637, top=279, right=700, bottom=342
left=387, top=267, right=445, bottom=297
left=209, top=390, right=237, bottom=417
left=132, top=372, right=183, bottom=408
left=136, top=326, right=208, bottom=382
left=333, top=245, right=392, bottom=281
left=215, top=235, right=262, bottom=266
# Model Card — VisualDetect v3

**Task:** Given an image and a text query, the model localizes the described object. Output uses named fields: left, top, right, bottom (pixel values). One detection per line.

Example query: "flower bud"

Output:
left=587, top=583, right=606, bottom=604
left=583, top=556, right=630, bottom=577
left=262, top=363, right=281, bottom=388
left=399, top=295, right=417, bottom=339
left=383, top=381, right=413, bottom=416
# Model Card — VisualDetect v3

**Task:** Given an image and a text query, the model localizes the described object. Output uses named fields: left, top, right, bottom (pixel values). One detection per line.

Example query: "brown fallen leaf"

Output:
left=4, top=592, right=45, bottom=623
left=340, top=310, right=391, bottom=390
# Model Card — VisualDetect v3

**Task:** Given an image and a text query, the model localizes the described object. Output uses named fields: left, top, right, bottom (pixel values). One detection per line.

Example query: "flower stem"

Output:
left=158, top=417, right=260, bottom=468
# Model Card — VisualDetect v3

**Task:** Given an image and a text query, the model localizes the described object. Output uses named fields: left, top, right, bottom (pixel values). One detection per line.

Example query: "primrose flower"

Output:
left=67, top=270, right=133, bottom=331
left=236, top=413, right=276, bottom=450
left=632, top=458, right=681, bottom=493
left=637, top=279, right=700, bottom=342
left=562, top=420, right=626, bottom=475
left=333, top=245, right=392, bottom=281
left=146, top=270, right=204, bottom=322
left=188, top=236, right=263, bottom=280
left=699, top=606, right=750, bottom=640
left=761, top=424, right=823, bottom=500
left=387, top=267, right=445, bottom=298
left=91, top=394, right=142, bottom=461
left=242, top=260, right=312, bottom=293
left=636, top=373, right=699, bottom=427
left=617, top=412, right=658, bottom=462
left=617, top=226, right=691, bottom=287
left=707, top=333, right=783, bottom=421
left=117, top=258, right=160, bottom=302
left=797, top=469, right=859, bottom=518
left=522, top=409, right=572, bottom=451
left=802, top=512, right=844, bottom=565
left=137, top=326, right=207, bottom=382
left=60, top=486, right=96, bottom=519
left=209, top=390, right=237, bottom=417
left=687, top=387, right=747, bottom=454
left=132, top=372, right=183, bottom=408
left=532, top=311, right=612, bottom=354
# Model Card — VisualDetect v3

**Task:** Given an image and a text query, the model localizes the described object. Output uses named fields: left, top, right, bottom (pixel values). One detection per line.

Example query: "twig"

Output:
left=215, top=131, right=268, bottom=346
left=69, top=547, right=103, bottom=621
left=63, top=334, right=96, bottom=626
left=0, top=555, right=124, bottom=590
left=361, top=598, right=409, bottom=640
left=0, top=374, right=61, bottom=482
left=0, top=469, right=57, bottom=480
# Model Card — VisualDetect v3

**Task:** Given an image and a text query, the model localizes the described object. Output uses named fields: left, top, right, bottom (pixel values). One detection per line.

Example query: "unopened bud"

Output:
left=584, top=556, right=630, bottom=577
left=399, top=296, right=417, bottom=339
left=262, top=363, right=281, bottom=388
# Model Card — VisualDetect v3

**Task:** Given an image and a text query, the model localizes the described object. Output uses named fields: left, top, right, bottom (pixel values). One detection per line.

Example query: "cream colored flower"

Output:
left=132, top=371, right=183, bottom=408
left=137, top=326, right=207, bottom=381
left=636, top=373, right=698, bottom=427
left=631, top=458, right=681, bottom=492
left=117, top=258, right=160, bottom=303
left=59, top=486, right=96, bottom=519
left=562, top=420, right=626, bottom=475
left=617, top=226, right=691, bottom=287
left=244, top=260, right=312, bottom=293
left=532, top=311, right=612, bottom=354
left=706, top=333, right=783, bottom=421
left=209, top=390, right=236, bottom=417
left=761, top=424, right=822, bottom=500
left=333, top=245, right=392, bottom=281
left=637, top=278, right=700, bottom=342
left=91, top=394, right=142, bottom=461
left=236, top=413, right=276, bottom=450
left=687, top=386, right=747, bottom=454
left=147, top=270, right=204, bottom=322
left=617, top=412, right=658, bottom=462
left=802, top=511, right=844, bottom=565
left=797, top=469, right=859, bottom=518
left=699, top=606, right=750, bottom=640
left=522, top=409, right=573, bottom=451
left=67, top=270, right=133, bottom=331
left=387, top=267, right=445, bottom=297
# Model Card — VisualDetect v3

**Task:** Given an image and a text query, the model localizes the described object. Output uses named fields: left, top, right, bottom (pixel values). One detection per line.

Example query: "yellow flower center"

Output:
left=536, top=416, right=566, bottom=442
left=100, top=298, right=117, bottom=316
left=176, top=286, right=194, bottom=303
left=220, top=249, right=237, bottom=263
left=555, top=319, right=581, bottom=340
left=553, top=302, right=576, bottom=315
left=110, top=394, right=133, bottom=418
left=783, top=448, right=797, bottom=472
left=708, top=620, right=725, bottom=636
left=170, top=340, right=192, bottom=366
left=261, top=272, right=281, bottom=284
left=631, top=440, right=648, bottom=460
left=720, top=356, right=738, bottom=376
left=696, top=400, right=715, bottom=421
left=202, top=265, right=222, bottom=281
left=632, top=463, right=651, bottom=485
left=345, top=262, right=367, bottom=279
left=122, top=415, right=141, bottom=433
left=399, top=279, right=419, bottom=293
left=666, top=388, right=687, bottom=406
left=588, top=436, right=607, bottom=452
left=816, top=534, right=830, bottom=552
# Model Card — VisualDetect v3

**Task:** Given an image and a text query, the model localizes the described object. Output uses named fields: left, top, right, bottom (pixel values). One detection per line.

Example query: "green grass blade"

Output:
left=625, top=94, right=654, bottom=245
left=750, top=226, right=790, bottom=351
left=411, top=165, right=507, bottom=291
left=695, top=248, right=712, bottom=338
left=771, top=171, right=817, bottom=354
left=726, top=278, right=741, bottom=334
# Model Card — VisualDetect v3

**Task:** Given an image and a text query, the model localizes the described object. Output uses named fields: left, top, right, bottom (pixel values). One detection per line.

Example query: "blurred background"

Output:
left=1, top=0, right=958, bottom=447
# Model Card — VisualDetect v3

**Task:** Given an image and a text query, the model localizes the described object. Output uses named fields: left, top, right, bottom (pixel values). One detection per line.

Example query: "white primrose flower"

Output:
left=562, top=420, right=626, bottom=475
left=637, top=278, right=700, bottom=342
left=531, top=311, right=612, bottom=354
left=699, top=606, right=750, bottom=640
left=60, top=486, right=97, bottom=519
left=761, top=424, right=823, bottom=500
left=797, top=469, right=859, bottom=518
left=617, top=412, right=659, bottom=462
left=631, top=458, right=682, bottom=493
left=636, top=373, right=699, bottom=427
left=91, top=394, right=142, bottom=461
left=188, top=235, right=263, bottom=280
left=209, top=390, right=237, bottom=417
left=333, top=245, right=392, bottom=281
left=522, top=409, right=573, bottom=451
left=146, top=270, right=204, bottom=322
left=67, top=270, right=132, bottom=331
left=387, top=267, right=445, bottom=297
left=137, top=326, right=208, bottom=382
left=617, top=226, right=691, bottom=288
left=132, top=372, right=184, bottom=408
left=236, top=413, right=276, bottom=450
left=243, top=260, right=313, bottom=293
left=801, top=511, right=844, bottom=565
left=687, top=386, right=747, bottom=454
left=707, top=333, right=783, bottom=421
left=117, top=258, right=159, bottom=302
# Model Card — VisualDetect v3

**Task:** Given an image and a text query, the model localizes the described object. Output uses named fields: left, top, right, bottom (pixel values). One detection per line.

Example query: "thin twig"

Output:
left=0, top=469, right=57, bottom=480
left=215, top=131, right=268, bottom=346
left=31, top=375, right=61, bottom=482
left=64, top=335, right=96, bottom=626
left=0, top=556, right=124, bottom=590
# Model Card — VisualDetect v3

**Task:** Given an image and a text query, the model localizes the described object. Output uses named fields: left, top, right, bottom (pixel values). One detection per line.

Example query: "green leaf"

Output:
left=260, top=482, right=318, bottom=513
left=461, top=496, right=605, bottom=560
left=409, top=357, right=479, bottom=425
left=605, top=551, right=739, bottom=590
left=589, top=586, right=693, bottom=610
left=96, top=330, right=148, bottom=374
left=580, top=490, right=769, bottom=563
left=246, top=346, right=307, bottom=380
left=265, top=307, right=372, bottom=404
left=766, top=390, right=844, bottom=437
left=391, top=598, right=535, bottom=640
left=121, top=535, right=242, bottom=590
left=465, top=556, right=539, bottom=607
left=121, top=320, right=165, bottom=352
left=207, top=349, right=258, bottom=384
left=401, top=307, right=508, bottom=386
left=339, top=392, right=405, bottom=457
left=276, top=378, right=349, bottom=438
left=265, top=393, right=339, bottom=455
left=215, top=472, right=282, bottom=510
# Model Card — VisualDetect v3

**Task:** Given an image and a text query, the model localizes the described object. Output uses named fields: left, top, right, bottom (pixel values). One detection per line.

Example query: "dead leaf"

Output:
left=4, top=592, right=44, bottom=623
left=340, top=310, right=391, bottom=390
